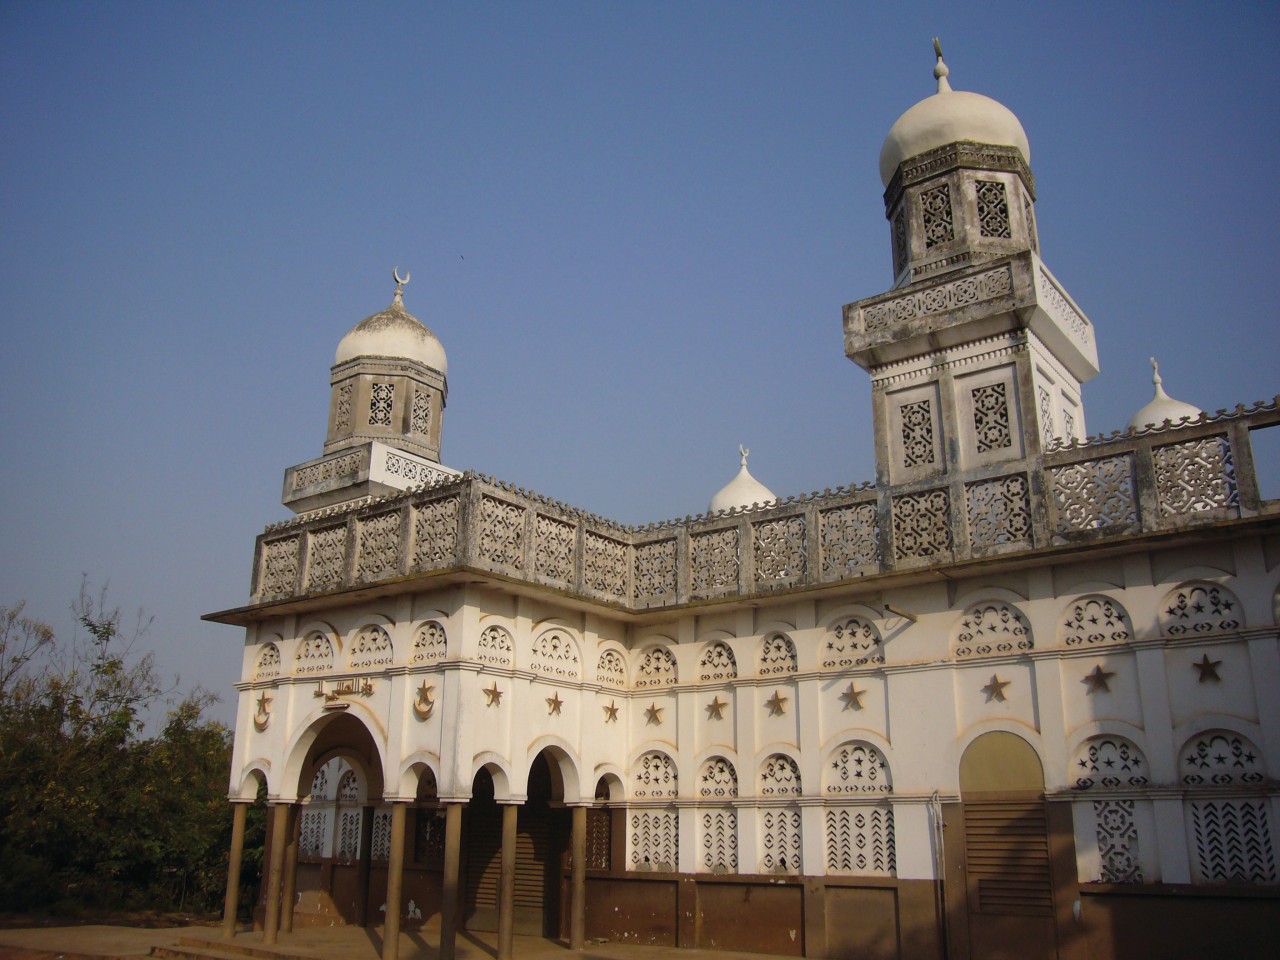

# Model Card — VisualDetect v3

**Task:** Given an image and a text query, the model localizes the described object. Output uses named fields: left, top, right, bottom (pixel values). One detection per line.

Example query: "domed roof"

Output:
left=335, top=271, right=447, bottom=374
left=879, top=45, right=1031, bottom=187
left=709, top=447, right=777, bottom=514
left=1129, top=358, right=1202, bottom=431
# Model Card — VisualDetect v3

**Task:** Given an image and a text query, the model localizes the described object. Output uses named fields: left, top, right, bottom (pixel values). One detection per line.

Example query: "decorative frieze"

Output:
left=1036, top=267, right=1090, bottom=347
left=862, top=264, right=1012, bottom=333
left=293, top=451, right=363, bottom=491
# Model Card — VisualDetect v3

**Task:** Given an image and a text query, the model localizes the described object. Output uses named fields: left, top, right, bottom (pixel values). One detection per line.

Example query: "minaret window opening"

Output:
left=892, top=209, right=907, bottom=276
left=369, top=382, right=394, bottom=426
left=901, top=399, right=937, bottom=468
left=335, top=382, right=353, bottom=433
left=975, top=180, right=1011, bottom=238
left=972, top=382, right=1013, bottom=452
left=1037, top=386, right=1055, bottom=445
left=411, top=388, right=430, bottom=435
left=921, top=183, right=955, bottom=247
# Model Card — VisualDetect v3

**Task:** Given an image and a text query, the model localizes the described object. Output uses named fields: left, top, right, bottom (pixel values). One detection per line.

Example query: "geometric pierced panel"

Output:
left=299, top=808, right=330, bottom=859
left=630, top=810, right=678, bottom=871
left=357, top=512, right=401, bottom=583
left=1038, top=386, right=1054, bottom=446
left=634, top=539, right=678, bottom=601
left=306, top=526, right=347, bottom=593
left=530, top=630, right=580, bottom=679
left=965, top=474, right=1032, bottom=549
left=348, top=624, right=393, bottom=669
left=825, top=806, right=895, bottom=876
left=975, top=180, right=1011, bottom=238
left=952, top=602, right=1033, bottom=659
left=584, top=532, right=629, bottom=599
left=412, top=496, right=460, bottom=570
left=699, top=757, right=739, bottom=799
left=1154, top=436, right=1238, bottom=517
left=759, top=634, right=798, bottom=675
left=410, top=389, right=430, bottom=436
left=819, top=503, right=879, bottom=579
left=760, top=754, right=802, bottom=797
left=892, top=489, right=952, bottom=561
left=972, top=382, right=1012, bottom=451
left=826, top=742, right=892, bottom=795
left=701, top=809, right=738, bottom=873
left=371, top=809, right=393, bottom=861
left=296, top=631, right=335, bottom=674
left=1188, top=798, right=1276, bottom=883
left=535, top=515, right=575, bottom=584
left=1094, top=799, right=1142, bottom=883
left=698, top=642, right=738, bottom=681
left=634, top=751, right=678, bottom=799
left=254, top=643, right=282, bottom=680
left=823, top=617, right=883, bottom=669
left=261, top=537, right=300, bottom=599
left=753, top=516, right=807, bottom=586
left=1180, top=731, right=1265, bottom=786
left=1059, top=596, right=1133, bottom=646
left=1071, top=737, right=1149, bottom=790
left=478, top=497, right=525, bottom=570
left=596, top=649, right=627, bottom=687
left=921, top=183, right=955, bottom=249
left=477, top=625, right=513, bottom=668
left=369, top=383, right=394, bottom=427
left=761, top=808, right=802, bottom=873
left=1160, top=582, right=1243, bottom=637
left=636, top=646, right=677, bottom=688
left=412, top=620, right=447, bottom=664
left=691, top=529, right=739, bottom=595
left=1051, top=455, right=1138, bottom=531
left=900, top=399, right=936, bottom=469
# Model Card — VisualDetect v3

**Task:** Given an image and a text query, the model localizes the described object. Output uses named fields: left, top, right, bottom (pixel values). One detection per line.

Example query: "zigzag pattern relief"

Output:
left=1191, top=799, right=1277, bottom=882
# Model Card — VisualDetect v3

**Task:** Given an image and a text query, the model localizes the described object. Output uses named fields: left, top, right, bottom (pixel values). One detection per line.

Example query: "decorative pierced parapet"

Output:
left=823, top=617, right=882, bottom=668
left=535, top=515, right=575, bottom=583
left=306, top=526, right=347, bottom=592
left=293, top=450, right=365, bottom=492
left=690, top=528, right=739, bottom=596
left=478, top=496, right=525, bottom=570
left=753, top=515, right=806, bottom=587
left=356, top=511, right=401, bottom=583
left=259, top=537, right=300, bottom=600
left=1036, top=265, right=1091, bottom=350
left=819, top=502, right=879, bottom=580
left=584, top=532, right=629, bottom=599
left=966, top=473, right=1031, bottom=549
left=891, top=489, right=952, bottom=562
left=1050, top=455, right=1137, bottom=532
left=412, top=496, right=460, bottom=570
left=857, top=264, right=1012, bottom=334
left=1153, top=435, right=1239, bottom=517
left=633, top=539, right=677, bottom=602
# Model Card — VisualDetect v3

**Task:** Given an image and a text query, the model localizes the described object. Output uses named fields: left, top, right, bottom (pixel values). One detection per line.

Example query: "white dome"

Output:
left=1129, top=359, right=1202, bottom=430
left=709, top=448, right=776, bottom=514
left=335, top=289, right=447, bottom=374
left=879, top=55, right=1030, bottom=187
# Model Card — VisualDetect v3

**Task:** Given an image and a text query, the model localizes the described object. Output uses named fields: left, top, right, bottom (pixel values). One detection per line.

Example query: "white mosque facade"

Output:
left=208, top=49, right=1280, bottom=960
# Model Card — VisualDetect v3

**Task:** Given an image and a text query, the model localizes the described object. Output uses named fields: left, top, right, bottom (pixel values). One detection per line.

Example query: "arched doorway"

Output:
left=463, top=752, right=570, bottom=937
left=957, top=731, right=1059, bottom=960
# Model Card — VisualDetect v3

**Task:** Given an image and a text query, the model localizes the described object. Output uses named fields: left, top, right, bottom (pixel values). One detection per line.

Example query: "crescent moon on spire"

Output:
left=393, top=266, right=410, bottom=287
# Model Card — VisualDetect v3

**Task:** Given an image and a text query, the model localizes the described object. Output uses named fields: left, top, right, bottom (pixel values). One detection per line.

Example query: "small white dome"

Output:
left=1128, top=358, right=1202, bottom=430
left=335, top=284, right=447, bottom=374
left=709, top=447, right=776, bottom=514
left=879, top=52, right=1030, bottom=187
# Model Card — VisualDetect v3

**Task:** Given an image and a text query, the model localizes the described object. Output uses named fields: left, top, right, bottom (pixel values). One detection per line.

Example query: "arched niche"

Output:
left=959, top=731, right=1044, bottom=795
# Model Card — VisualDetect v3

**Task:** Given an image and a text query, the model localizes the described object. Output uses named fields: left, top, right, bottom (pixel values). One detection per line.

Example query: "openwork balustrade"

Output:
left=250, top=400, right=1279, bottom=609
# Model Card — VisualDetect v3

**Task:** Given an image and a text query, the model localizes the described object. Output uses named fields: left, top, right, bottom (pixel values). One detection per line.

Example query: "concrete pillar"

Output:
left=440, top=802, right=463, bottom=960
left=221, top=802, right=249, bottom=938
left=280, top=805, right=299, bottom=933
left=570, top=805, right=586, bottom=950
left=498, top=803, right=518, bottom=960
left=263, top=802, right=290, bottom=945
left=382, top=803, right=408, bottom=960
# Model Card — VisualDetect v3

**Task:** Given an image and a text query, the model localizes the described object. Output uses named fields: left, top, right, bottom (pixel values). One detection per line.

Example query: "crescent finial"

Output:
left=393, top=266, right=410, bottom=291
left=739, top=444, right=749, bottom=467
left=932, top=36, right=943, bottom=61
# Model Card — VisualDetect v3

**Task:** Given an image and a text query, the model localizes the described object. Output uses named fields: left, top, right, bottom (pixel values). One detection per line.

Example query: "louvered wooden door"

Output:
left=463, top=800, right=565, bottom=936
left=962, top=799, right=1057, bottom=960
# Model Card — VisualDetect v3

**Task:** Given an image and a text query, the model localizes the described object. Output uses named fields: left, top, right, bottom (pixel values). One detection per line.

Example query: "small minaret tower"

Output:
left=281, top=269, right=459, bottom=513
left=845, top=43, right=1099, bottom=494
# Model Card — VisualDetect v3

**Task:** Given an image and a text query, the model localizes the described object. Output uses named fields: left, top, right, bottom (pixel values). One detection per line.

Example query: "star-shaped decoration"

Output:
left=413, top=681, right=436, bottom=719
left=838, top=683, right=865, bottom=711
left=546, top=692, right=564, bottom=715
left=1193, top=654, right=1222, bottom=683
left=1081, top=665, right=1115, bottom=694
left=256, top=691, right=272, bottom=714
left=253, top=691, right=272, bottom=730
left=483, top=682, right=503, bottom=706
left=602, top=701, right=619, bottom=723
left=644, top=702, right=663, bottom=725
left=706, top=696, right=728, bottom=720
left=765, top=690, right=788, bottom=716
left=981, top=675, right=1011, bottom=703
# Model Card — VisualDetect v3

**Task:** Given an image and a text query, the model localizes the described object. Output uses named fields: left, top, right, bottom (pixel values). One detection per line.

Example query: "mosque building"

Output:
left=207, top=45, right=1280, bottom=960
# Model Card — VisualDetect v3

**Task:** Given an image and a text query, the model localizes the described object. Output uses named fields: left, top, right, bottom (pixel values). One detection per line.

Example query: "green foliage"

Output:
left=0, top=587, right=236, bottom=914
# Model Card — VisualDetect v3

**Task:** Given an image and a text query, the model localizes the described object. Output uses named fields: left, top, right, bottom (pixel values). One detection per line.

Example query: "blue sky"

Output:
left=2, top=1, right=1277, bottom=727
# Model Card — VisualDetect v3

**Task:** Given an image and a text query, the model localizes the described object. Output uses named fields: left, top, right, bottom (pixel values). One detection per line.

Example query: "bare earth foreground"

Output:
left=0, top=922, right=786, bottom=960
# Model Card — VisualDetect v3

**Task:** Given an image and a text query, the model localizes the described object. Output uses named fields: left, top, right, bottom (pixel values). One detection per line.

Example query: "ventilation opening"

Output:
left=1249, top=424, right=1280, bottom=502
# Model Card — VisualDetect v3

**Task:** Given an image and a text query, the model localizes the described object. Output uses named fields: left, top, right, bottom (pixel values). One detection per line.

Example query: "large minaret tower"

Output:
left=845, top=43, right=1098, bottom=497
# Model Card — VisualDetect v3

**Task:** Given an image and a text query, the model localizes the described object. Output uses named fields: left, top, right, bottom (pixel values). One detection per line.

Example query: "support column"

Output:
left=280, top=805, right=299, bottom=934
left=382, top=803, right=408, bottom=960
left=570, top=805, right=586, bottom=950
left=356, top=805, right=375, bottom=927
left=221, top=802, right=249, bottom=938
left=498, top=803, right=518, bottom=960
left=440, top=802, right=463, bottom=960
left=263, top=803, right=290, bottom=945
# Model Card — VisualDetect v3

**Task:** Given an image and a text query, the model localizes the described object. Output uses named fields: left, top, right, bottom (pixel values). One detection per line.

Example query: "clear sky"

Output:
left=2, top=1, right=1278, bottom=727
